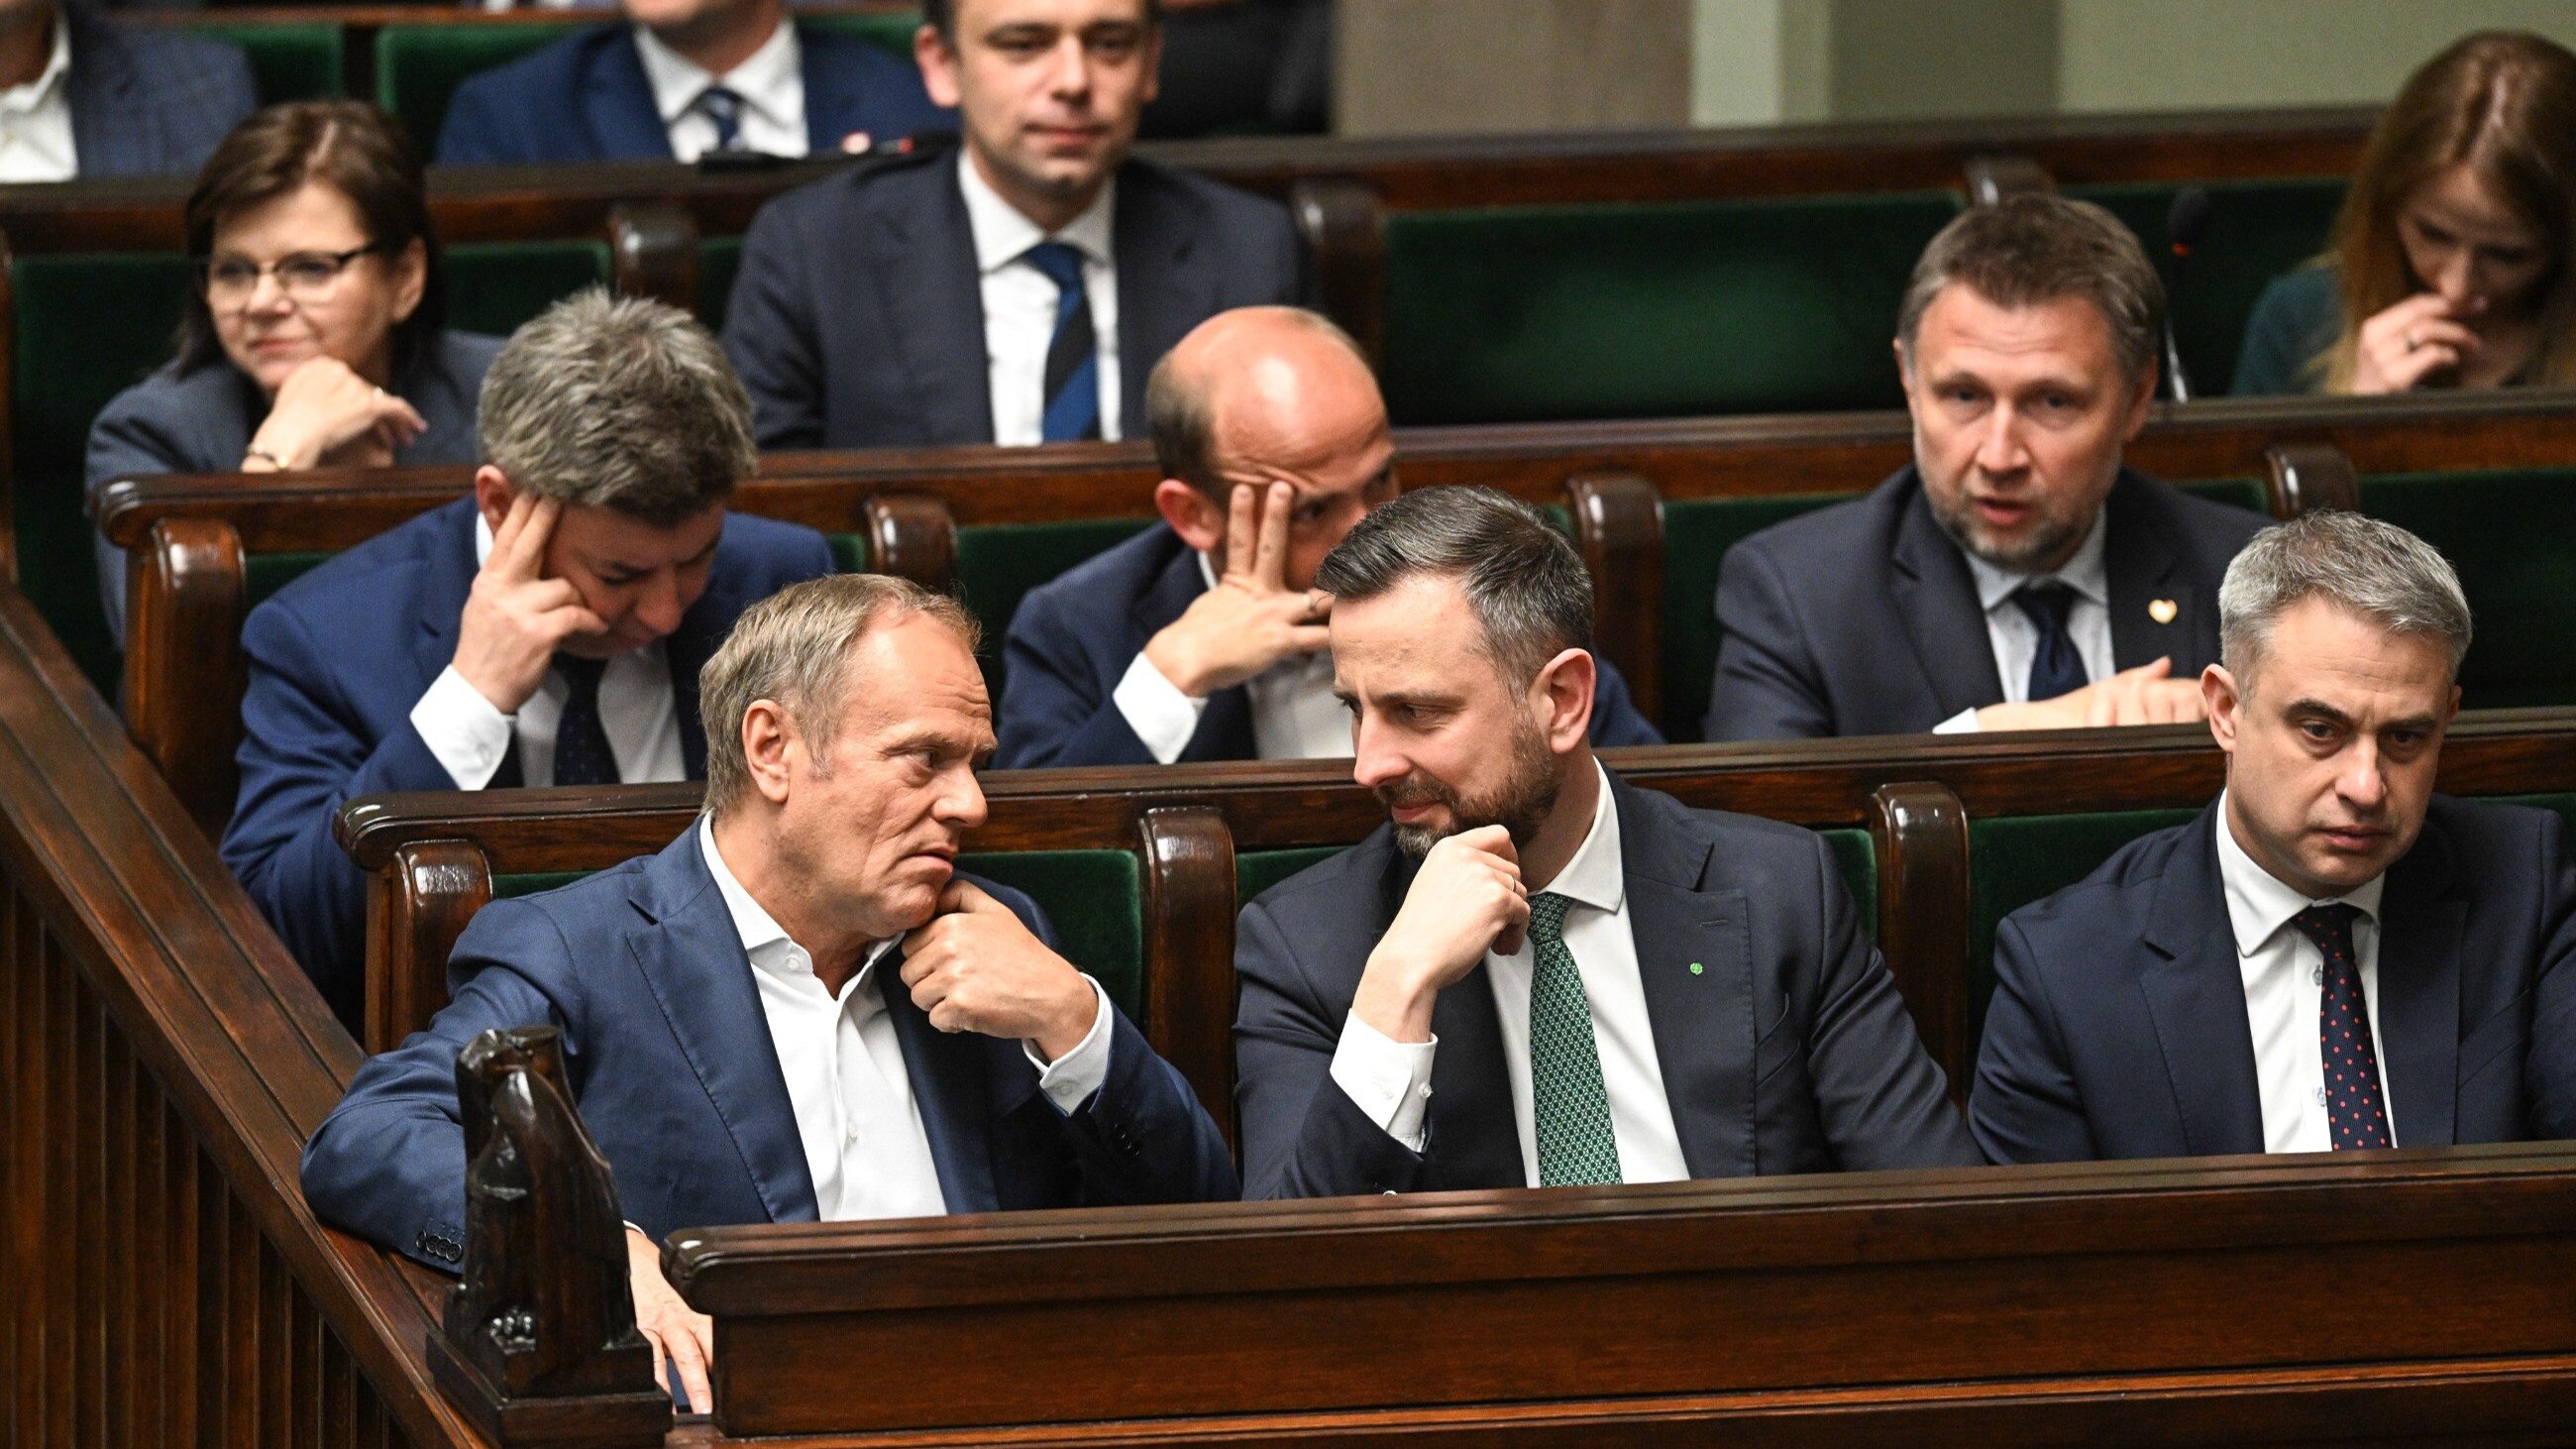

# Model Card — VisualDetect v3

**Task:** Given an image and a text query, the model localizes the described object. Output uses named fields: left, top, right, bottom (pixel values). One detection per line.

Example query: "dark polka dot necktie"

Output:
left=1527, top=892, right=1621, bottom=1187
left=2290, top=902, right=2390, bottom=1151
left=2012, top=580, right=2089, bottom=703
left=1021, top=241, right=1101, bottom=443
left=550, top=655, right=620, bottom=788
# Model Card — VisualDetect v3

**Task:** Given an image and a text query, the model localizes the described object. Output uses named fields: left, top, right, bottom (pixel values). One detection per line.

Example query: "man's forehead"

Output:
left=556, top=500, right=724, bottom=562
left=1919, top=286, right=2115, bottom=364
left=958, top=0, right=1149, bottom=29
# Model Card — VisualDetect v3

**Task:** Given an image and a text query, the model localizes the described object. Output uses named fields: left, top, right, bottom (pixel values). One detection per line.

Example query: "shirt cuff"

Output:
left=1329, top=1011, right=1437, bottom=1153
left=1932, top=706, right=1983, bottom=734
left=1026, top=974, right=1114, bottom=1114
left=408, top=665, right=516, bottom=788
left=1112, top=652, right=1209, bottom=765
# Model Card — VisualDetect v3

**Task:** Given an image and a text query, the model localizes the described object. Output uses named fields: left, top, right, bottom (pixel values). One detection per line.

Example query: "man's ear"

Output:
left=740, top=698, right=798, bottom=807
left=2202, top=663, right=2240, bottom=753
left=472, top=465, right=517, bottom=533
left=1530, top=648, right=1597, bottom=754
left=1154, top=478, right=1229, bottom=556
left=915, top=23, right=962, bottom=108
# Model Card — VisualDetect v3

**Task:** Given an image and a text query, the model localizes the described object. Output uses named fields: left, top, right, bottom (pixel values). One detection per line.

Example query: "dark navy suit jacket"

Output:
left=995, top=522, right=1666, bottom=768
left=721, top=148, right=1307, bottom=448
left=433, top=23, right=948, bottom=165
left=1704, top=465, right=2266, bottom=740
left=301, top=827, right=1238, bottom=1272
left=220, top=495, right=833, bottom=1022
left=1233, top=770, right=1980, bottom=1199
left=1972, top=797, right=2576, bottom=1164
left=64, top=4, right=257, bottom=177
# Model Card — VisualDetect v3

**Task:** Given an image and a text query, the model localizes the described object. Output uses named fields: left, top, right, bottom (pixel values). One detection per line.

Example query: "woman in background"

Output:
left=86, top=100, right=501, bottom=644
left=2233, top=31, right=2576, bottom=396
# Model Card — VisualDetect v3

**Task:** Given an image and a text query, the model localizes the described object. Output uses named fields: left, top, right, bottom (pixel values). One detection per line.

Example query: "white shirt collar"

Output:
left=0, top=17, right=69, bottom=116
left=1533, top=760, right=1626, bottom=915
left=631, top=16, right=800, bottom=128
left=1963, top=505, right=2110, bottom=613
left=2212, top=790, right=2386, bottom=959
left=698, top=815, right=896, bottom=984
left=958, top=149, right=1117, bottom=276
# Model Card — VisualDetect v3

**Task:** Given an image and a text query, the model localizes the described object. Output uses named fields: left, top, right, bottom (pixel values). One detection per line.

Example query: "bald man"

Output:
left=995, top=306, right=1661, bottom=768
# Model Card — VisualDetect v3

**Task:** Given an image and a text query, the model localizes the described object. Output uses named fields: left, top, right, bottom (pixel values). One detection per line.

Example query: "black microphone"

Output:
left=2160, top=185, right=2212, bottom=402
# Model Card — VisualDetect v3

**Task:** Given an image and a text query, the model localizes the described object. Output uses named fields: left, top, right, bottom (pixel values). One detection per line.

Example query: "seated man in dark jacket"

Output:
left=1705, top=195, right=2265, bottom=741
left=0, top=0, right=256, bottom=181
left=302, top=574, right=1236, bottom=1407
left=221, top=292, right=833, bottom=1023
left=998, top=307, right=1661, bottom=768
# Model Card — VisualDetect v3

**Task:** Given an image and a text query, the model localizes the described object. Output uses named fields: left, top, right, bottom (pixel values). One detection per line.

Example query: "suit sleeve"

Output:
left=85, top=385, right=207, bottom=648
left=721, top=200, right=830, bottom=449
left=994, top=583, right=1160, bottom=769
left=1233, top=896, right=1433, bottom=1199
left=1585, top=658, right=1664, bottom=746
left=1798, top=833, right=1983, bottom=1170
left=1969, top=914, right=2100, bottom=1165
left=220, top=602, right=473, bottom=1012
left=1706, top=538, right=1836, bottom=741
left=2523, top=812, right=2576, bottom=1141
left=298, top=901, right=584, bottom=1272
left=432, top=74, right=521, bottom=166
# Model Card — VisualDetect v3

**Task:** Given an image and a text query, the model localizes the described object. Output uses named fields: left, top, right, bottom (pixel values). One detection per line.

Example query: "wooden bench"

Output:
left=99, top=388, right=2576, bottom=833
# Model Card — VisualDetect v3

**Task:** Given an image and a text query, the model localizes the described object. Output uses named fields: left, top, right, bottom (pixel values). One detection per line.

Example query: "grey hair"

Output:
left=698, top=574, right=981, bottom=819
left=1314, top=485, right=1592, bottom=687
left=1145, top=306, right=1370, bottom=499
left=2218, top=510, right=2473, bottom=684
left=1896, top=193, right=2164, bottom=384
left=476, top=288, right=757, bottom=527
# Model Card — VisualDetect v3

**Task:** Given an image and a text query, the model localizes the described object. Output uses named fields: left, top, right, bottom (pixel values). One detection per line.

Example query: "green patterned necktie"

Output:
left=1527, top=891, right=1622, bottom=1186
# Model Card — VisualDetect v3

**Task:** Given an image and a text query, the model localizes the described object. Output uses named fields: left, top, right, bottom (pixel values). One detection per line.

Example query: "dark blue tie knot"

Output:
left=2011, top=580, right=2089, bottom=702
left=1022, top=240, right=1088, bottom=293
left=695, top=85, right=747, bottom=152
left=2012, top=580, right=2077, bottom=632
left=555, top=652, right=607, bottom=701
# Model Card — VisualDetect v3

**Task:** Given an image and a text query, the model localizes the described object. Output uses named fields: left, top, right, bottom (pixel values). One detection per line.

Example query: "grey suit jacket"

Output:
left=1233, top=769, right=1980, bottom=1199
left=64, top=4, right=257, bottom=178
left=720, top=145, right=1309, bottom=448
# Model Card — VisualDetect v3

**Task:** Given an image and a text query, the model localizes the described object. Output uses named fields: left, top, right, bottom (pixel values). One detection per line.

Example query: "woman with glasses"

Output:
left=86, top=100, right=503, bottom=643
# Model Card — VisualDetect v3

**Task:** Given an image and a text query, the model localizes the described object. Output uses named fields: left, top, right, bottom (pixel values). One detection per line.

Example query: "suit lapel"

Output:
left=584, top=30, right=679, bottom=161
left=1111, top=165, right=1213, bottom=439
left=880, top=945, right=1009, bottom=1213
left=2102, top=470, right=2195, bottom=672
left=664, top=560, right=738, bottom=779
left=1610, top=776, right=1758, bottom=1178
left=867, top=163, right=997, bottom=444
left=1887, top=477, right=2006, bottom=720
left=625, top=831, right=819, bottom=1222
left=2375, top=825, right=2465, bottom=1149
left=2139, top=808, right=2268, bottom=1157
left=61, top=12, right=147, bottom=175
left=413, top=499, right=483, bottom=695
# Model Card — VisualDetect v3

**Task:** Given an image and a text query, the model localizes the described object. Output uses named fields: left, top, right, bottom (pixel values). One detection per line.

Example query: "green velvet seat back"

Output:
left=1661, top=492, right=1857, bottom=742
left=2060, top=177, right=2346, bottom=398
left=193, top=22, right=345, bottom=104
left=2179, top=476, right=2270, bottom=515
left=494, top=846, right=1146, bottom=1021
left=445, top=239, right=613, bottom=336
left=2361, top=469, right=2576, bottom=708
left=1967, top=808, right=2199, bottom=1044
left=1379, top=191, right=1963, bottom=426
left=953, top=517, right=1157, bottom=695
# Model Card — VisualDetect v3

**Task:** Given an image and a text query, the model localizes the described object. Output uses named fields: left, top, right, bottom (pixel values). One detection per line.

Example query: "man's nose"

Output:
left=630, top=571, right=686, bottom=637
left=2337, top=743, right=2390, bottom=813
left=934, top=766, right=988, bottom=829
left=1045, top=35, right=1092, bottom=96
left=1973, top=405, right=2031, bottom=476
left=1349, top=717, right=1406, bottom=790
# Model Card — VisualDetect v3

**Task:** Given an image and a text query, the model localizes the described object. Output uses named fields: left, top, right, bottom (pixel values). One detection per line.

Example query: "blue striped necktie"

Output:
left=695, top=85, right=746, bottom=154
left=1021, top=241, right=1101, bottom=442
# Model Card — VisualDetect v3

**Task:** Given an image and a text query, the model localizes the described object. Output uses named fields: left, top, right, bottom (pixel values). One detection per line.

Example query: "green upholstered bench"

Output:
left=2359, top=468, right=2576, bottom=710
left=190, top=21, right=345, bottom=104
left=2061, top=177, right=2346, bottom=399
left=377, top=12, right=919, bottom=158
left=1377, top=190, right=1965, bottom=427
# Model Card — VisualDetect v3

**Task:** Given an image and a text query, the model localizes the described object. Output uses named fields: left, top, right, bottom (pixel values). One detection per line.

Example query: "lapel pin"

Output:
left=1688, top=961, right=1704, bottom=976
left=2148, top=598, right=2179, bottom=624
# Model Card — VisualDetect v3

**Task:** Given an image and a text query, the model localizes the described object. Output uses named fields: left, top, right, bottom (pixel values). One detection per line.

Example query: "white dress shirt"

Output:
left=0, top=18, right=75, bottom=184
left=632, top=19, right=807, bottom=162
left=405, top=513, right=687, bottom=789
left=2213, top=797, right=2396, bottom=1153
left=1110, top=552, right=1347, bottom=763
left=698, top=817, right=1116, bottom=1220
left=958, top=153, right=1121, bottom=445
left=1327, top=761, right=1693, bottom=1186
left=1933, top=507, right=2115, bottom=733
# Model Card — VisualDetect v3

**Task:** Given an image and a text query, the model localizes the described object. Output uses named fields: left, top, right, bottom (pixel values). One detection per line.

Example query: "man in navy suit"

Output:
left=1233, top=487, right=1979, bottom=1200
left=303, top=573, right=1235, bottom=1406
left=1973, top=511, right=2576, bottom=1164
left=1705, top=195, right=2265, bottom=741
left=997, top=307, right=1661, bottom=768
left=720, top=0, right=1306, bottom=448
left=0, top=1, right=256, bottom=180
left=434, top=0, right=947, bottom=165
left=223, top=292, right=833, bottom=1025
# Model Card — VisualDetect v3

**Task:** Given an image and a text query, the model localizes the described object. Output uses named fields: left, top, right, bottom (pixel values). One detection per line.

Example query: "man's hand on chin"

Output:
left=899, top=879, right=1099, bottom=1059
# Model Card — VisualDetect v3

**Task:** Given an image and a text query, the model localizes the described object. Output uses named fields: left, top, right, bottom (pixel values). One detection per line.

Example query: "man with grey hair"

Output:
left=225, top=289, right=834, bottom=1022
left=1233, top=486, right=1979, bottom=1200
left=304, top=573, right=1234, bottom=1409
left=1973, top=509, right=2576, bottom=1164
left=1704, top=193, right=2267, bottom=741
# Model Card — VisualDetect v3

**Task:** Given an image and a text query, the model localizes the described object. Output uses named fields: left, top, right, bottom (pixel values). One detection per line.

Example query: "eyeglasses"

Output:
left=195, top=245, right=381, bottom=304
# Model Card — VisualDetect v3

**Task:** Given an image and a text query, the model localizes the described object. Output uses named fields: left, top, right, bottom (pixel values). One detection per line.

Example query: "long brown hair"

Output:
left=2318, top=31, right=2576, bottom=390
left=176, top=101, right=446, bottom=379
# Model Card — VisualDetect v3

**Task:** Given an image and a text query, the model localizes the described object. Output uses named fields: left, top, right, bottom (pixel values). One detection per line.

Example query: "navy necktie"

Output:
left=551, top=655, right=619, bottom=787
left=2012, top=581, right=2090, bottom=703
left=695, top=84, right=746, bottom=154
left=1022, top=241, right=1101, bottom=442
left=2291, top=903, right=2391, bottom=1150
